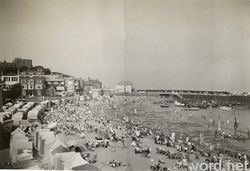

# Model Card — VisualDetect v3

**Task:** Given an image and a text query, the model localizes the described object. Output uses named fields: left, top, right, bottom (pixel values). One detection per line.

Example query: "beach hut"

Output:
left=40, top=100, right=50, bottom=108
left=13, top=102, right=24, bottom=109
left=53, top=152, right=76, bottom=170
left=10, top=138, right=32, bottom=163
left=12, top=112, right=24, bottom=126
left=27, top=110, right=38, bottom=122
left=0, top=111, right=12, bottom=124
left=34, top=129, right=50, bottom=150
left=42, top=136, right=58, bottom=165
left=17, top=107, right=29, bottom=116
left=10, top=128, right=26, bottom=157
left=47, top=139, right=69, bottom=169
left=38, top=131, right=55, bottom=156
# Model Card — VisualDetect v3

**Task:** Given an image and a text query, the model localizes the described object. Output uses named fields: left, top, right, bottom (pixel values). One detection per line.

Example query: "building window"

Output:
left=29, top=79, right=34, bottom=84
left=22, top=85, right=28, bottom=90
left=36, top=79, right=41, bottom=84
left=35, top=84, right=42, bottom=90
left=4, top=77, right=9, bottom=81
left=28, top=84, right=34, bottom=90
left=12, top=77, right=18, bottom=81
left=21, top=79, right=26, bottom=84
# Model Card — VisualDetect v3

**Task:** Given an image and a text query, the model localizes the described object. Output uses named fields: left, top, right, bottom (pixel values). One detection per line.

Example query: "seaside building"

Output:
left=64, top=77, right=80, bottom=92
left=0, top=60, right=16, bottom=69
left=115, top=81, right=133, bottom=93
left=1, top=75, right=20, bottom=91
left=83, top=78, right=102, bottom=92
left=90, top=89, right=102, bottom=99
left=102, top=88, right=111, bottom=96
left=20, top=75, right=45, bottom=96
left=44, top=75, right=65, bottom=92
left=12, top=57, right=32, bottom=69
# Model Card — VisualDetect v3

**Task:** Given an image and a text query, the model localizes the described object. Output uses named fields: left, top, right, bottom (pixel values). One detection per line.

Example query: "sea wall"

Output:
left=181, top=94, right=250, bottom=106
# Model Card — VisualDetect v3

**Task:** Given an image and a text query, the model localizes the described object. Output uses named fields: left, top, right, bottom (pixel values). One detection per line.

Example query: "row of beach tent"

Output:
left=33, top=127, right=99, bottom=170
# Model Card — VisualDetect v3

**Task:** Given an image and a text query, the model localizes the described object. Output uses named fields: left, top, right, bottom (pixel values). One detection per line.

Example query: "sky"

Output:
left=0, top=0, right=250, bottom=92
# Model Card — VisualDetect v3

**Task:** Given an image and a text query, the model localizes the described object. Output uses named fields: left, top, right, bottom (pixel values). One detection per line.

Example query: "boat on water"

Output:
left=174, top=101, right=185, bottom=107
left=219, top=106, right=232, bottom=111
left=160, top=104, right=170, bottom=108
left=183, top=107, right=200, bottom=111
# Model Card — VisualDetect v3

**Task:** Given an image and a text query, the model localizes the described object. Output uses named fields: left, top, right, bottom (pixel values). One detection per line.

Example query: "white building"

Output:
left=65, top=77, right=80, bottom=92
left=1, top=75, right=19, bottom=90
left=115, top=81, right=133, bottom=93
left=90, top=88, right=102, bottom=99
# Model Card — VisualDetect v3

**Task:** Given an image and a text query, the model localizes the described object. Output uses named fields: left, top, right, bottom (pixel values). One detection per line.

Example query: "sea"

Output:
left=115, top=96, right=250, bottom=155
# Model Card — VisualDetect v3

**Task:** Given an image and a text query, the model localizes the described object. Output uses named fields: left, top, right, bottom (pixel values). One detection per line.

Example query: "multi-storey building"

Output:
left=44, top=74, right=65, bottom=91
left=20, top=75, right=45, bottom=96
left=13, top=57, right=32, bottom=68
left=115, top=81, right=133, bottom=93
left=1, top=75, right=20, bottom=91
left=64, top=77, right=80, bottom=92
left=83, top=78, right=102, bottom=92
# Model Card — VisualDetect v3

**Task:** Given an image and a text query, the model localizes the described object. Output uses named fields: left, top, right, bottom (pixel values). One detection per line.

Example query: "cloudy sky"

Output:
left=1, top=0, right=250, bottom=92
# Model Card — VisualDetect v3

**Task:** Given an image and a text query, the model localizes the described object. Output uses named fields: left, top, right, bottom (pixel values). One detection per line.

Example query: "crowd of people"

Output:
left=5, top=94, right=248, bottom=170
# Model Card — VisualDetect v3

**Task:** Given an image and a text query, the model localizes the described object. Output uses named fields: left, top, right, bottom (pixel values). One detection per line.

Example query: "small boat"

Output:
left=183, top=107, right=199, bottom=111
left=160, top=104, right=170, bottom=108
left=219, top=106, right=232, bottom=111
left=174, top=101, right=185, bottom=107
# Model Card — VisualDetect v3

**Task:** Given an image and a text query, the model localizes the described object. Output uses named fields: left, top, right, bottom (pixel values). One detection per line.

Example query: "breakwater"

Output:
left=181, top=94, right=250, bottom=106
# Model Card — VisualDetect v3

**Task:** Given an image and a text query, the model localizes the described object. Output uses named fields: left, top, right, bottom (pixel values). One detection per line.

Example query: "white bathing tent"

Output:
left=53, top=152, right=76, bottom=170
left=12, top=112, right=24, bottom=126
left=27, top=105, right=45, bottom=122
left=9, top=128, right=26, bottom=157
left=0, top=111, right=12, bottom=123
left=42, top=136, right=57, bottom=165
left=48, top=139, right=69, bottom=169
left=9, top=129, right=32, bottom=163
left=34, top=129, right=50, bottom=150
left=13, top=102, right=24, bottom=109
left=38, top=131, right=55, bottom=156
left=40, top=100, right=50, bottom=108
